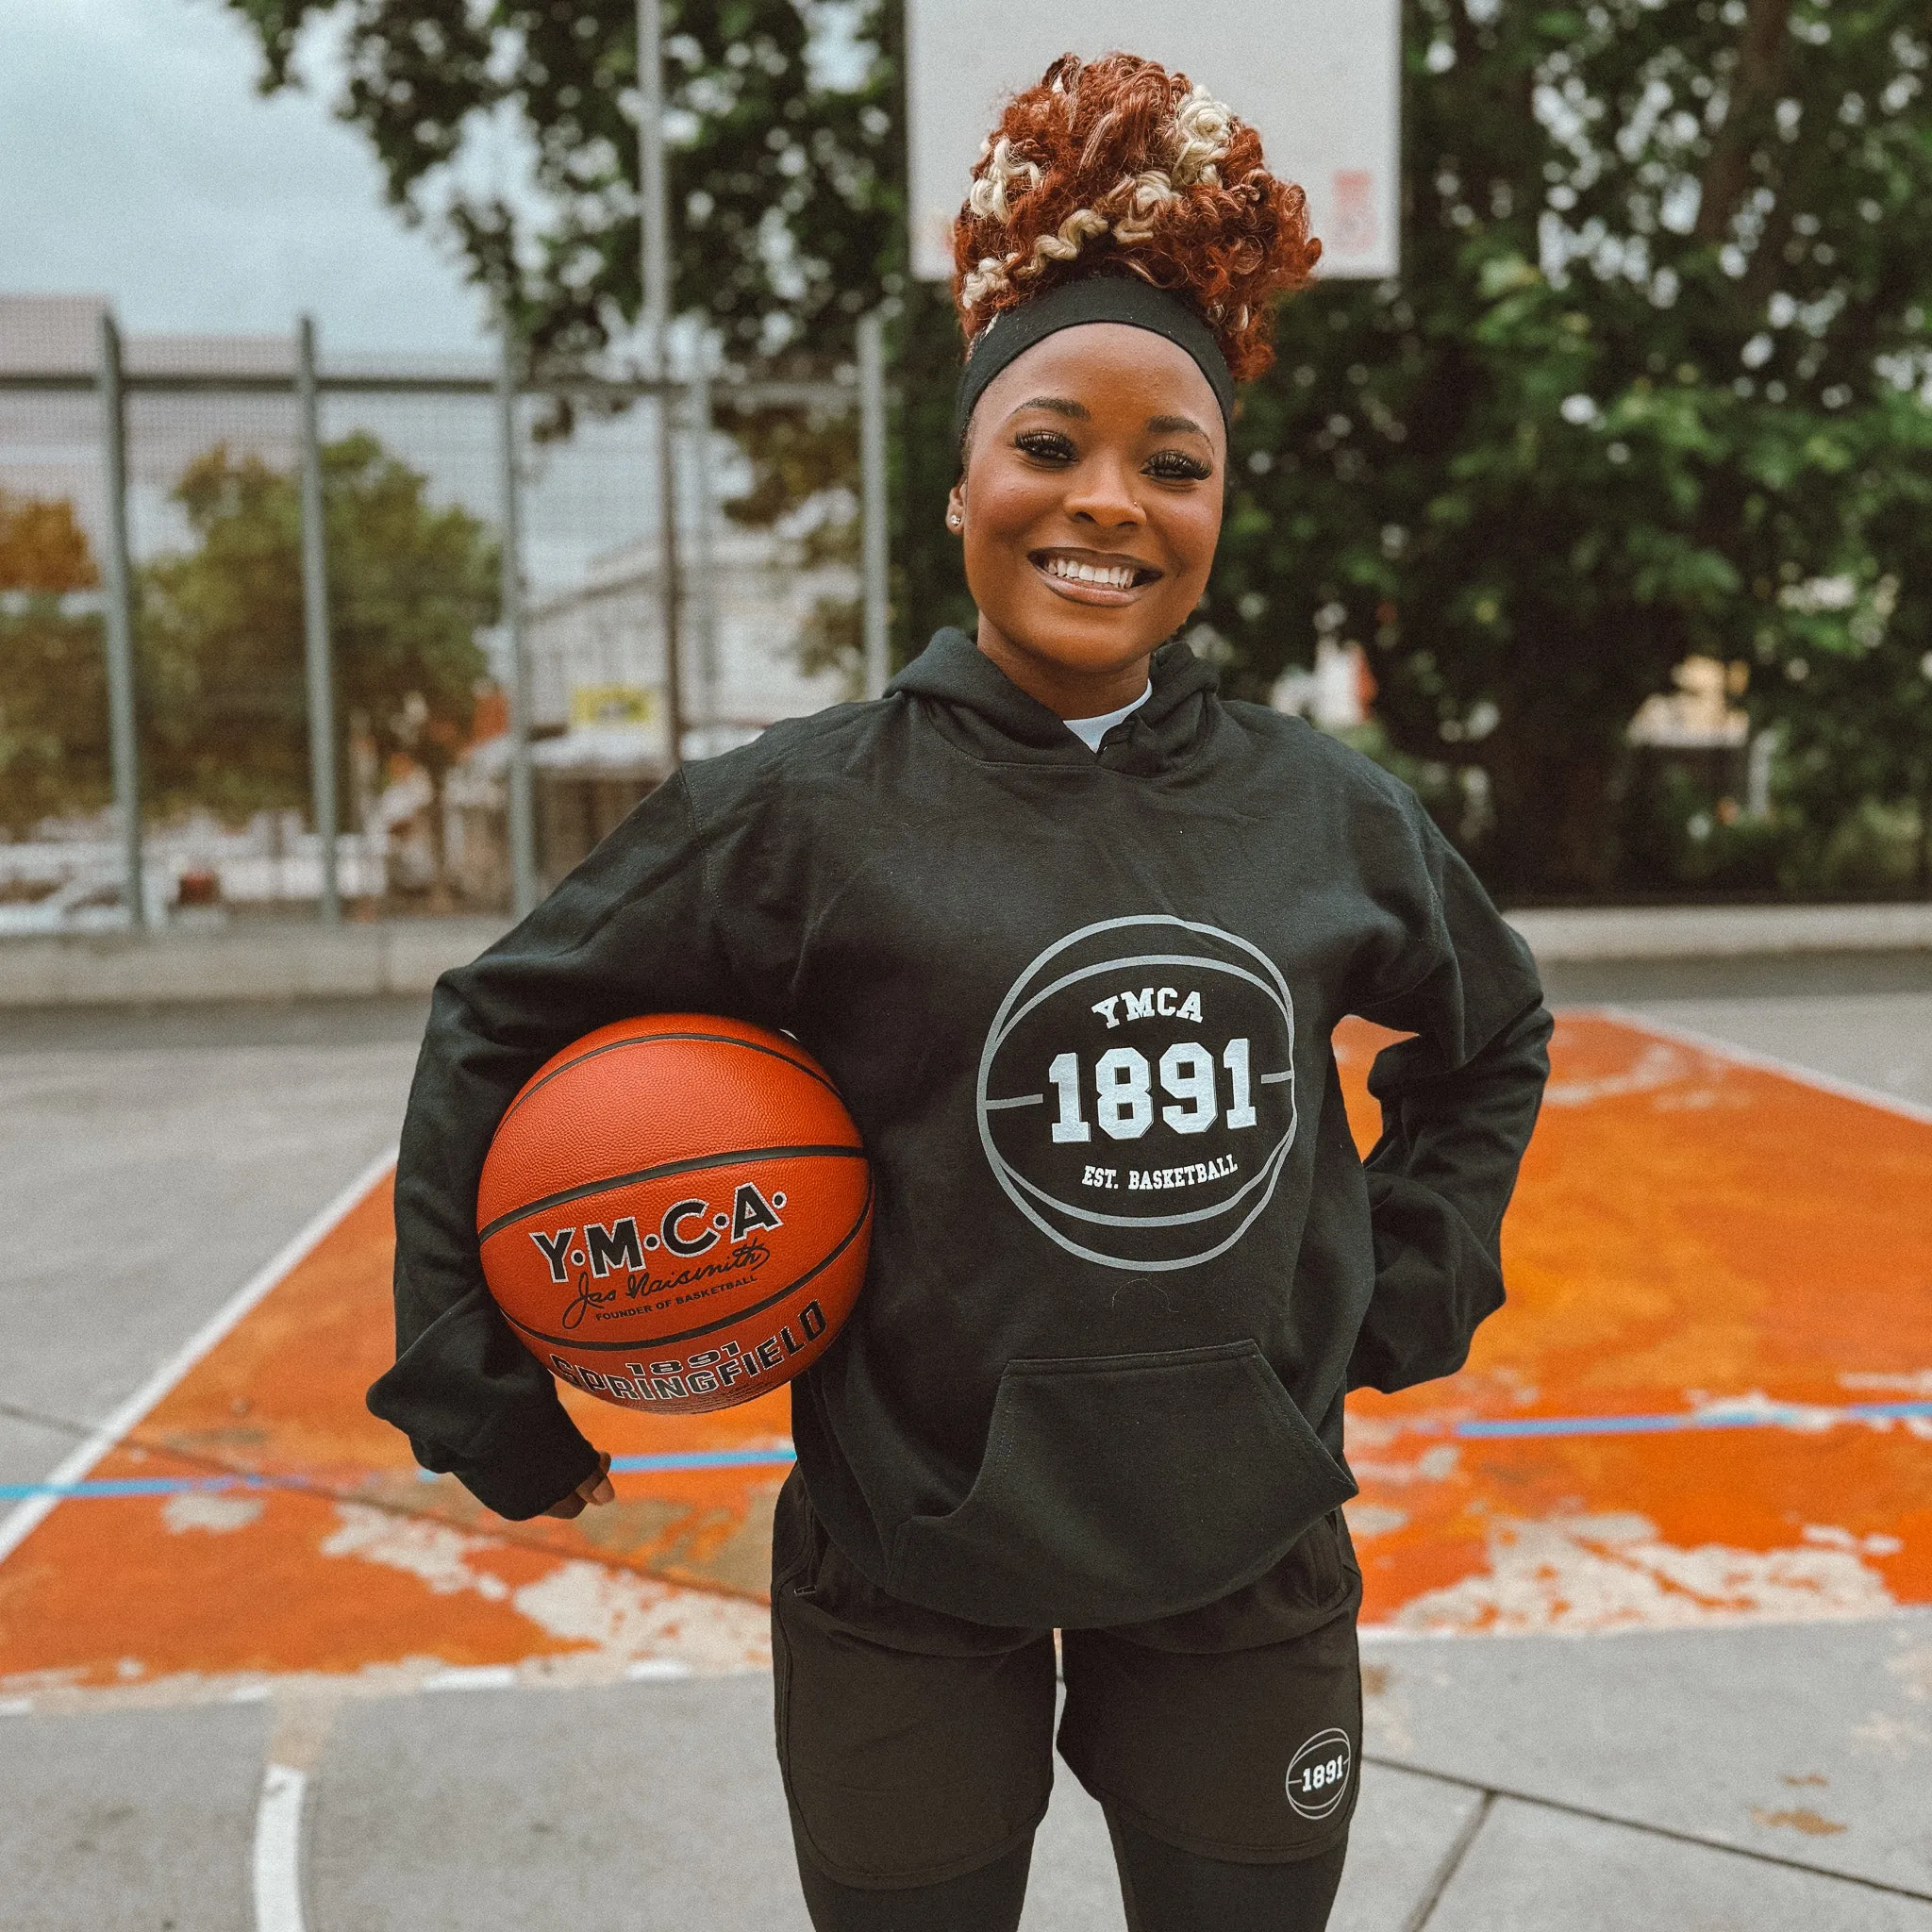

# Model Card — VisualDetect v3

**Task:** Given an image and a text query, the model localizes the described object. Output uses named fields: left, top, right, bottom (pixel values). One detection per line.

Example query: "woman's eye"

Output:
left=1146, top=449, right=1212, bottom=482
left=1014, top=430, right=1077, bottom=463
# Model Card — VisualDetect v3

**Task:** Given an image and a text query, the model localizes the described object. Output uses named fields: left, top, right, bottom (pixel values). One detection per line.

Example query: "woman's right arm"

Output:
left=368, top=768, right=752, bottom=1519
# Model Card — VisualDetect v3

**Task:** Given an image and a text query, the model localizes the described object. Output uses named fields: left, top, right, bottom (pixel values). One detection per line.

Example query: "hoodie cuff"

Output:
left=435, top=1407, right=602, bottom=1521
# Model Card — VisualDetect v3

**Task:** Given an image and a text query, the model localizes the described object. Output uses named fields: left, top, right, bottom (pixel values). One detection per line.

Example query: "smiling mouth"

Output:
left=1030, top=549, right=1162, bottom=595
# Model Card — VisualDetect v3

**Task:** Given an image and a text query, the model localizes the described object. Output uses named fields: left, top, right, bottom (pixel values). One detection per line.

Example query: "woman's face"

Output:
left=948, top=322, right=1225, bottom=718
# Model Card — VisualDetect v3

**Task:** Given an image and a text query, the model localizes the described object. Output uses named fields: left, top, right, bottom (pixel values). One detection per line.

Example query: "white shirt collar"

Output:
left=1063, top=683, right=1152, bottom=754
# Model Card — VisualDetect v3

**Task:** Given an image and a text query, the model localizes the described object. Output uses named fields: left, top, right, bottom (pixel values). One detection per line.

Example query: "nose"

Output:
left=1061, top=451, right=1144, bottom=531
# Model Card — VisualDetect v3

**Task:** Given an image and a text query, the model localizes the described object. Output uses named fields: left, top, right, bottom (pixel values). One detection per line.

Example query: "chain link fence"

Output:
left=0, top=294, right=883, bottom=931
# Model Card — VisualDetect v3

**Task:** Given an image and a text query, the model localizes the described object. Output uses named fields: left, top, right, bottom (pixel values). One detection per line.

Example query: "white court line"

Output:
left=625, top=1657, right=695, bottom=1681
left=422, top=1665, right=518, bottom=1692
left=253, top=1764, right=308, bottom=1932
left=1593, top=1005, right=1932, bottom=1127
left=0, top=1145, right=398, bottom=1568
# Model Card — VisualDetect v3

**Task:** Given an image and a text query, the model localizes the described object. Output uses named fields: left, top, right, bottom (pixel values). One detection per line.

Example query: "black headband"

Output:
left=953, top=275, right=1237, bottom=447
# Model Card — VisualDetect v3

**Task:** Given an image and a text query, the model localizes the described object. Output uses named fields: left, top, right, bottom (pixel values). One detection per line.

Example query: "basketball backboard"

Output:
left=906, top=0, right=1401, bottom=282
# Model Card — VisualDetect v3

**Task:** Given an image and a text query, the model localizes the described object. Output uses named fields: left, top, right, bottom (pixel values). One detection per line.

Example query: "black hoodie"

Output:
left=372, top=629, right=1550, bottom=1628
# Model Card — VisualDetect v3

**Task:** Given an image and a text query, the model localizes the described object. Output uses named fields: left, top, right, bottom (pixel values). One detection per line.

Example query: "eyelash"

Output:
left=1012, top=431, right=1212, bottom=482
left=1147, top=450, right=1212, bottom=481
left=1013, top=430, right=1077, bottom=463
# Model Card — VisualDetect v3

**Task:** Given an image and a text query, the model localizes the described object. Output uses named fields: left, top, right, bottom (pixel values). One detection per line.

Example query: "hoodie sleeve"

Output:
left=1343, top=793, right=1552, bottom=1395
left=368, top=769, right=756, bottom=1519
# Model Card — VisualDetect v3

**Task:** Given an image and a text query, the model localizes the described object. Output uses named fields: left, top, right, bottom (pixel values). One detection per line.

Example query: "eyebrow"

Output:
left=1007, top=396, right=1211, bottom=439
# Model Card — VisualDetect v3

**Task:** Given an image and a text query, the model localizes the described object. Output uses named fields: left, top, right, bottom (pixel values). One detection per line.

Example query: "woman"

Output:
left=374, top=53, right=1550, bottom=1932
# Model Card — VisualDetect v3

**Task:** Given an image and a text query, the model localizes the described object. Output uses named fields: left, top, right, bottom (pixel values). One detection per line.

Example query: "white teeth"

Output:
left=1044, top=557, right=1138, bottom=590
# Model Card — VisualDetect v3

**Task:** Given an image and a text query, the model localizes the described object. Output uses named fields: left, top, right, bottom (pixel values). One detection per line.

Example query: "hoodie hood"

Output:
left=887, top=627, right=1219, bottom=775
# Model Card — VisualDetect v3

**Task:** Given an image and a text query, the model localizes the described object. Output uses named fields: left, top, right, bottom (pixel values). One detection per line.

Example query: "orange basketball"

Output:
left=476, top=1014, right=872, bottom=1414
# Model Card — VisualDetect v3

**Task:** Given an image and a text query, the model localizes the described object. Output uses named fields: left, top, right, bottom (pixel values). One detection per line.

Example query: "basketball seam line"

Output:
left=478, top=1141, right=866, bottom=1244
left=498, top=1030, right=839, bottom=1130
left=503, top=1175, right=874, bottom=1353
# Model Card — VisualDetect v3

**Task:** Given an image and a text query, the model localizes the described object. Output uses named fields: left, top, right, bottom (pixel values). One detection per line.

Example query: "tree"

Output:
left=230, top=1, right=1932, bottom=895
left=141, top=433, right=497, bottom=866
left=0, top=493, right=109, bottom=834
left=225, top=0, right=904, bottom=709
left=1200, top=0, right=1932, bottom=894
left=225, top=0, right=900, bottom=367
left=718, top=402, right=865, bottom=689
left=1748, top=386, right=1932, bottom=891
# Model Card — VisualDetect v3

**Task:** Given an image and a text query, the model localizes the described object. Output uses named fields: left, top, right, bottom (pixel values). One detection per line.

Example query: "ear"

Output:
left=945, top=477, right=966, bottom=533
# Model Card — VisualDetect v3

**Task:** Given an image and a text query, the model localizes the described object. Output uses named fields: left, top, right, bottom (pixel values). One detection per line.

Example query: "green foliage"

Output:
left=719, top=405, right=863, bottom=689
left=228, top=0, right=1932, bottom=896
left=224, top=0, right=902, bottom=366
left=1746, top=386, right=1932, bottom=891
left=0, top=494, right=109, bottom=833
left=1617, top=758, right=1781, bottom=894
left=223, top=0, right=905, bottom=707
left=892, top=277, right=974, bottom=659
left=894, top=3, right=1932, bottom=894
left=1198, top=0, right=1932, bottom=894
left=140, top=434, right=497, bottom=824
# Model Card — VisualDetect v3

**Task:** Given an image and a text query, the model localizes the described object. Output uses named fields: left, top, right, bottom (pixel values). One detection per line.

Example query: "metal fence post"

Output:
left=691, top=361, right=722, bottom=751
left=637, top=0, right=684, bottom=768
left=95, top=311, right=145, bottom=929
left=296, top=315, right=341, bottom=924
left=655, top=384, right=687, bottom=769
left=497, top=327, right=538, bottom=920
left=858, top=310, right=890, bottom=702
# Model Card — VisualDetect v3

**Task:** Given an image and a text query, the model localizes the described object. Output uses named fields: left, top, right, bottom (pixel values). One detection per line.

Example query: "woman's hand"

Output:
left=541, top=1450, right=614, bottom=1519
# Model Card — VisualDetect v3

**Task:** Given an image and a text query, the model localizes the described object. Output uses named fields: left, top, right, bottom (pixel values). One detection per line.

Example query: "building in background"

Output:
left=1626, top=656, right=1758, bottom=816
left=1270, top=636, right=1375, bottom=733
left=455, top=525, right=851, bottom=892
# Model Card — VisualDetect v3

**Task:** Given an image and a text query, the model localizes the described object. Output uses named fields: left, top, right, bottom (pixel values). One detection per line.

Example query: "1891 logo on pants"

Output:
left=1285, top=1726, right=1353, bottom=1821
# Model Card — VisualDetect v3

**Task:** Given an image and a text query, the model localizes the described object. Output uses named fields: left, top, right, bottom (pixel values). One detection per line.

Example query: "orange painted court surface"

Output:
left=2, top=1011, right=1927, bottom=1700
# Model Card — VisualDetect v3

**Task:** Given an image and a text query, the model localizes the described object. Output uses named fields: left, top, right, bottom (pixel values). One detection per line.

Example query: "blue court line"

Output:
left=1457, top=1399, right=1932, bottom=1441
left=9, top=1408, right=1927, bottom=1501
left=608, top=1447, right=796, bottom=1473
left=0, top=1474, right=280, bottom=1501
left=0, top=1445, right=800, bottom=1503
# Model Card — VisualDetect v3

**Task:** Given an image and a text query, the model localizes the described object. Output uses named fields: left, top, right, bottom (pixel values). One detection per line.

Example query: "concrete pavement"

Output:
left=1542, top=942, right=1932, bottom=1116
left=0, top=918, right=507, bottom=1008
left=3, top=901, right=1929, bottom=1008
left=1609, top=990, right=1932, bottom=1111
left=0, top=1001, right=422, bottom=1488
left=6, top=1659, right=1925, bottom=1929
left=1, top=974, right=1928, bottom=1928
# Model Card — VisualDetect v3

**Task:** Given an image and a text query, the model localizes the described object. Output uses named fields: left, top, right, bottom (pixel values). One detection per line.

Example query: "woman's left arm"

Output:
left=1344, top=794, right=1553, bottom=1395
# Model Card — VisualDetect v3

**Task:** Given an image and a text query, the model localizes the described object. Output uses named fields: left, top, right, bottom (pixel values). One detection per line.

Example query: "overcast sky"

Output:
left=3, top=0, right=490, bottom=352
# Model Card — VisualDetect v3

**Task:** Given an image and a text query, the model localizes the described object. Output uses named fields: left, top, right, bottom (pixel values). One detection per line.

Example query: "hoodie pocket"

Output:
left=888, top=1342, right=1357, bottom=1630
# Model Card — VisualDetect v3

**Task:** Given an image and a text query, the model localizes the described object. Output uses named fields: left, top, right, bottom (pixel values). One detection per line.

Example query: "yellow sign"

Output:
left=570, top=684, right=657, bottom=728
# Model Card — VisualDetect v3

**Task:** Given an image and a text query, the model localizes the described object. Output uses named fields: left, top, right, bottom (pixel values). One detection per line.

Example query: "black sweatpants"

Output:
left=772, top=1469, right=1361, bottom=1931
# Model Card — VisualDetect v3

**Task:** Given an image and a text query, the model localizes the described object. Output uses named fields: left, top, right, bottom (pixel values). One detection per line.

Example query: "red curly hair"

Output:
left=950, top=52, right=1320, bottom=382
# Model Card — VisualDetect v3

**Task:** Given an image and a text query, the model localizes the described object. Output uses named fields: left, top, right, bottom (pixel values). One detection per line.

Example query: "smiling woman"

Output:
left=373, top=45, right=1551, bottom=1932
left=942, top=52, right=1320, bottom=723
left=951, top=316, right=1228, bottom=716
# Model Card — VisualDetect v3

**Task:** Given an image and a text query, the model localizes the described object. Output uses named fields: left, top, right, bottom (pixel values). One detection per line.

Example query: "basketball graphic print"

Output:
left=976, top=916, right=1297, bottom=1271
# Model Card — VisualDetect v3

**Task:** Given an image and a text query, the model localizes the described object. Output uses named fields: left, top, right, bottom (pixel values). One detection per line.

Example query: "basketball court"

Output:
left=3, top=980, right=1930, bottom=1927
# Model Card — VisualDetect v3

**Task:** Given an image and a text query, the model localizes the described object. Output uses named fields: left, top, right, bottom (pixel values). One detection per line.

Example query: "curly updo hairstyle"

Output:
left=951, top=52, right=1321, bottom=383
